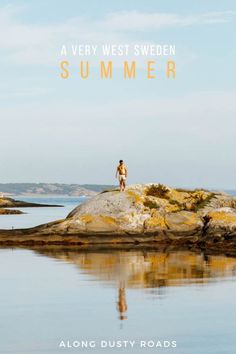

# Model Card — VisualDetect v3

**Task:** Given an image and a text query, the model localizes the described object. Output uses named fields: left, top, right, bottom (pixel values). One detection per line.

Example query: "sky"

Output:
left=0, top=0, right=236, bottom=189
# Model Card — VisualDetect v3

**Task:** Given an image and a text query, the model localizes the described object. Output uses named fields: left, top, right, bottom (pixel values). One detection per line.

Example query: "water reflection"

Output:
left=32, top=248, right=236, bottom=320
left=117, top=282, right=128, bottom=320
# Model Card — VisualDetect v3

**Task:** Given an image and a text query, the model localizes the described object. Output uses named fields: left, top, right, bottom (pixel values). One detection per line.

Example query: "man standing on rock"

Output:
left=116, top=160, right=128, bottom=191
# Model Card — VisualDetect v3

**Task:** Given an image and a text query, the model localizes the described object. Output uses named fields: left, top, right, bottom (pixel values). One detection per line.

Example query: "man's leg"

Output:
left=119, top=179, right=122, bottom=192
left=123, top=180, right=126, bottom=191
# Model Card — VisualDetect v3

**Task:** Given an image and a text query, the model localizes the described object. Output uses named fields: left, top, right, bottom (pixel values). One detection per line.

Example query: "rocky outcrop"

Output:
left=0, top=196, right=62, bottom=217
left=0, top=208, right=23, bottom=215
left=0, top=184, right=236, bottom=252
left=0, top=197, right=62, bottom=208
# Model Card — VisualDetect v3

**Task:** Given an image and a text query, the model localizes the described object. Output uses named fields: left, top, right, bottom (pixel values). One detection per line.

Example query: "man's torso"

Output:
left=117, top=165, right=126, bottom=175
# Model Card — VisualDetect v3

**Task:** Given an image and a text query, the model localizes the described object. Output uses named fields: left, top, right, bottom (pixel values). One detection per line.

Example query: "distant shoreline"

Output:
left=0, top=183, right=115, bottom=198
left=6, top=194, right=90, bottom=198
left=0, top=183, right=235, bottom=198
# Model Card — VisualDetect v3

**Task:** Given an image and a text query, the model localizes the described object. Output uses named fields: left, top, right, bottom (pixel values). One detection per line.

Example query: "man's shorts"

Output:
left=119, top=175, right=126, bottom=182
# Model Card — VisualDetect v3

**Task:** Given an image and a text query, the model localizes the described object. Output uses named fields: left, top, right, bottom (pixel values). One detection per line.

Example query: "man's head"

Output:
left=119, top=160, right=124, bottom=165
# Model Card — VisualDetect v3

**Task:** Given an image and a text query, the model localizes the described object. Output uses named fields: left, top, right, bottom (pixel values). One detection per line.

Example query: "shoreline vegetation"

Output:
left=0, top=183, right=236, bottom=253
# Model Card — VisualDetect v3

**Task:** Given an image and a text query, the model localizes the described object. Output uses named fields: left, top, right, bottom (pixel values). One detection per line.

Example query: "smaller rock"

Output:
left=205, top=208, right=236, bottom=237
left=0, top=208, right=23, bottom=215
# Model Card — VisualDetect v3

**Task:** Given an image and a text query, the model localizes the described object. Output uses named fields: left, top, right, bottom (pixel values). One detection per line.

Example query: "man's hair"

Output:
left=119, top=160, right=123, bottom=163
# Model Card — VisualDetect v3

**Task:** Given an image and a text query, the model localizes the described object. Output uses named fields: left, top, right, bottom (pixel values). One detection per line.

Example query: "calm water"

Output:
left=0, top=196, right=86, bottom=229
left=0, top=195, right=236, bottom=354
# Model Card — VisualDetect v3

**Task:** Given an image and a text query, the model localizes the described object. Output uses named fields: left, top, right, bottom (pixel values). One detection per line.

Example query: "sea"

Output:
left=0, top=193, right=236, bottom=354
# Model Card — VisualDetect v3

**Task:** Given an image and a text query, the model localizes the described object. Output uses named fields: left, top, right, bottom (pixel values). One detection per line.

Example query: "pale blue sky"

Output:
left=0, top=0, right=236, bottom=188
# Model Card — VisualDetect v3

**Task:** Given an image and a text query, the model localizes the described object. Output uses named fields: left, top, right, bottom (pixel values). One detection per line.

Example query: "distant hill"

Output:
left=0, top=183, right=115, bottom=196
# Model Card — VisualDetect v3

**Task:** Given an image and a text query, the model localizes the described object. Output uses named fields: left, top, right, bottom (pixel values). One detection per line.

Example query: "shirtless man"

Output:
left=116, top=160, right=128, bottom=191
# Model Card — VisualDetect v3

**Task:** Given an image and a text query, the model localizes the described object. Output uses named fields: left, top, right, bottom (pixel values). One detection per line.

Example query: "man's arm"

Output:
left=115, top=167, right=119, bottom=179
left=125, top=166, right=128, bottom=177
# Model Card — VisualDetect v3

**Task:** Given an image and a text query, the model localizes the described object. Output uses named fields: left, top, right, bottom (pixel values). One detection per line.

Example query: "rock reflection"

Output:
left=32, top=248, right=236, bottom=320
